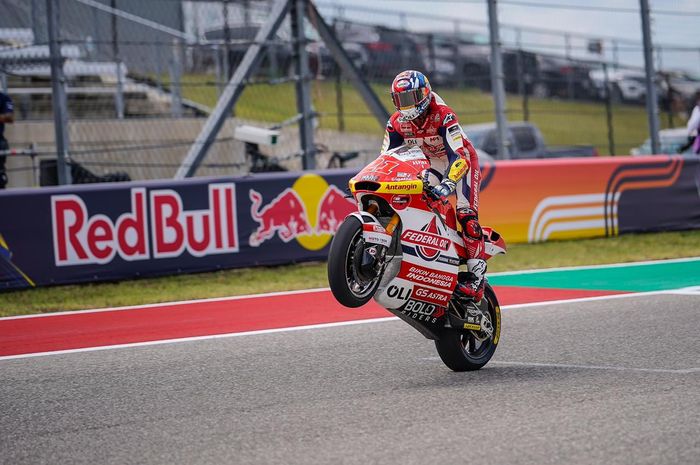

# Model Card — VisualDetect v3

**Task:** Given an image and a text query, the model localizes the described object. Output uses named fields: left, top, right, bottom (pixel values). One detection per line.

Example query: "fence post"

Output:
left=567, top=56, right=575, bottom=100
left=223, top=0, right=231, bottom=81
left=663, top=73, right=674, bottom=128
left=427, top=33, right=437, bottom=78
left=516, top=49, right=524, bottom=98
left=332, top=20, right=345, bottom=132
left=517, top=50, right=530, bottom=121
left=90, top=6, right=100, bottom=59
left=215, top=45, right=224, bottom=98
left=639, top=0, right=660, bottom=154
left=46, top=0, right=72, bottom=185
left=291, top=0, right=316, bottom=170
left=170, top=38, right=183, bottom=118
left=602, top=62, right=615, bottom=156
left=452, top=21, right=464, bottom=89
left=111, top=0, right=125, bottom=119
left=31, top=0, right=47, bottom=45
left=487, top=0, right=509, bottom=159
left=153, top=42, right=163, bottom=90
left=335, top=71, right=345, bottom=132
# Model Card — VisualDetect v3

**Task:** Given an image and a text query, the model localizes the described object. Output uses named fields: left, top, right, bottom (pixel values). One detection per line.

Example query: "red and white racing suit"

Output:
left=381, top=92, right=484, bottom=264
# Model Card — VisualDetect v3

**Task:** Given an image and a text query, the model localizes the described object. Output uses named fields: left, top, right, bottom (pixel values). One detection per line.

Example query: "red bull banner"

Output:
left=0, top=155, right=699, bottom=290
left=0, top=171, right=357, bottom=290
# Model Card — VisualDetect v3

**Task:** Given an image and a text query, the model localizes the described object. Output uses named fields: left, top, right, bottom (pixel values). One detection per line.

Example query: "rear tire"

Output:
left=434, top=283, right=501, bottom=371
left=327, top=216, right=382, bottom=308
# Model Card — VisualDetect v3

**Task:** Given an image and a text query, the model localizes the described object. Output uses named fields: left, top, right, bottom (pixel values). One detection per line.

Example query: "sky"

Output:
left=315, top=0, right=700, bottom=74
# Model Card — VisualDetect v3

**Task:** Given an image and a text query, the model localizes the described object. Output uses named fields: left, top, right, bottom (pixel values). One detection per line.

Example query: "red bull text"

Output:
left=52, top=184, right=238, bottom=266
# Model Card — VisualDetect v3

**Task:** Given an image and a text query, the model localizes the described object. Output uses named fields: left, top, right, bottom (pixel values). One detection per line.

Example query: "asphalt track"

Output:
left=2, top=290, right=699, bottom=465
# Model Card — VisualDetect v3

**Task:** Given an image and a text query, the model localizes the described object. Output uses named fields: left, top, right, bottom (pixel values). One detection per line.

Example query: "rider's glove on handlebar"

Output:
left=427, top=180, right=456, bottom=205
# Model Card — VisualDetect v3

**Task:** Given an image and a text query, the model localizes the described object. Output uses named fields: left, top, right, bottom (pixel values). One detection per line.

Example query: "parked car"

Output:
left=306, top=40, right=368, bottom=78
left=630, top=128, right=695, bottom=155
left=660, top=71, right=700, bottom=108
left=415, top=31, right=491, bottom=89
left=317, top=21, right=425, bottom=80
left=589, top=69, right=667, bottom=104
left=536, top=55, right=595, bottom=100
left=463, top=121, right=598, bottom=159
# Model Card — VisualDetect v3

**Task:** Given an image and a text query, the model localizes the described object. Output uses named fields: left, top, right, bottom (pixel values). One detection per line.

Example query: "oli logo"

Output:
left=249, top=174, right=356, bottom=251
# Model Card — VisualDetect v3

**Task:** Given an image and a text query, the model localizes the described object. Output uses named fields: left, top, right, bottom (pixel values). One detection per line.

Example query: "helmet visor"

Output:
left=392, top=89, right=426, bottom=110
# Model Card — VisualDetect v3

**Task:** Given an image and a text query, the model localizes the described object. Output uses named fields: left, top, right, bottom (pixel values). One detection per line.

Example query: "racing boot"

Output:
left=455, top=258, right=487, bottom=302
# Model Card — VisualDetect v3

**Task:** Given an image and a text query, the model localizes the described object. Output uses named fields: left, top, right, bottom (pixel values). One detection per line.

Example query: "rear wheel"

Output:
left=434, top=283, right=501, bottom=371
left=327, top=216, right=383, bottom=308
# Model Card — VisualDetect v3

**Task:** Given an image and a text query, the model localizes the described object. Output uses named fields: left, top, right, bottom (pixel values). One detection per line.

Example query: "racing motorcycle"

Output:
left=327, top=145, right=507, bottom=371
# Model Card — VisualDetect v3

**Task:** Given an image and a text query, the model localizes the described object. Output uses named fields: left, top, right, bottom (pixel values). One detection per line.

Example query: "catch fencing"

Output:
left=1, top=0, right=699, bottom=188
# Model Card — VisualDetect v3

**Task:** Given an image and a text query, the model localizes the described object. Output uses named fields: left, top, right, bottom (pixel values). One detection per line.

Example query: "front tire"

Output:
left=434, top=283, right=501, bottom=371
left=327, top=216, right=382, bottom=308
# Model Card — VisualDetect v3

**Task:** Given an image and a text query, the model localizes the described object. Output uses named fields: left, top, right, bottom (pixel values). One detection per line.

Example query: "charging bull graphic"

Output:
left=249, top=189, right=312, bottom=246
left=248, top=181, right=356, bottom=248
left=316, top=185, right=357, bottom=234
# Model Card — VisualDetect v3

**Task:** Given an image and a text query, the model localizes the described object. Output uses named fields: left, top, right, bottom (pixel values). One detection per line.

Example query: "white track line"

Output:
left=488, top=361, right=700, bottom=374
left=420, top=359, right=700, bottom=374
left=489, top=256, right=700, bottom=276
left=663, top=286, right=700, bottom=295
left=4, top=256, right=699, bottom=321
left=1, top=289, right=694, bottom=362
left=0, top=317, right=399, bottom=361
left=0, top=287, right=331, bottom=320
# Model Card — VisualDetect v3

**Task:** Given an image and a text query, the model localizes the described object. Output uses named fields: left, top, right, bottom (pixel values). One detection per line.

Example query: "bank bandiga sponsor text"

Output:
left=51, top=184, right=238, bottom=266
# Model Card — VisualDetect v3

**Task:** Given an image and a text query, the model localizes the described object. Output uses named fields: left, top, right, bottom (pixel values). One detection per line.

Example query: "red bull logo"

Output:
left=52, top=184, right=239, bottom=266
left=249, top=189, right=312, bottom=246
left=248, top=174, right=356, bottom=250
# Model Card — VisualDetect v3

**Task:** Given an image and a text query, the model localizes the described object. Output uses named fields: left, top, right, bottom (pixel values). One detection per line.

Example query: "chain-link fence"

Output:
left=1, top=0, right=699, bottom=188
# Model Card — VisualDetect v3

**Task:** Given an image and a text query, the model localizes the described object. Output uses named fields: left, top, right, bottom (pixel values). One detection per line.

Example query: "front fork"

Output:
left=347, top=207, right=400, bottom=279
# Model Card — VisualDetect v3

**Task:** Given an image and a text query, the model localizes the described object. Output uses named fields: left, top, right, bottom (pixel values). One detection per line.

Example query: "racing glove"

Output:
left=426, top=179, right=456, bottom=207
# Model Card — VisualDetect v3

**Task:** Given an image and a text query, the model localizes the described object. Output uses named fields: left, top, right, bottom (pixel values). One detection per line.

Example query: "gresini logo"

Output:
left=51, top=184, right=238, bottom=266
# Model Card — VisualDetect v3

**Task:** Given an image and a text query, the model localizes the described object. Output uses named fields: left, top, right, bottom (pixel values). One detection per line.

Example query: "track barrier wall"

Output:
left=1, top=155, right=699, bottom=290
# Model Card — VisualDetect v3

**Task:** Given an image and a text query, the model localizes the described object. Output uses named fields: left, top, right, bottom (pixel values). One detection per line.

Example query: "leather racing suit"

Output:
left=381, top=92, right=485, bottom=273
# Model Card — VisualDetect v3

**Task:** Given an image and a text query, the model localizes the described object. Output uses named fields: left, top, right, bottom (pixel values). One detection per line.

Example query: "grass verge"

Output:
left=1, top=230, right=699, bottom=318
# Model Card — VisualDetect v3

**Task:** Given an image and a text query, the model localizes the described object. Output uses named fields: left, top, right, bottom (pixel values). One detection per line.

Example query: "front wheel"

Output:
left=434, top=283, right=501, bottom=371
left=327, top=216, right=383, bottom=308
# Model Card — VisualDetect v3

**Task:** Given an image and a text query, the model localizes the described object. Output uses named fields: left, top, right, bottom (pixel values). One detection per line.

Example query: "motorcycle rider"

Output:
left=382, top=69, right=486, bottom=301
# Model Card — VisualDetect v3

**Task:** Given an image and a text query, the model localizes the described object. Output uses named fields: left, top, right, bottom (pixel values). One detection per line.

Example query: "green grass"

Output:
left=1, top=230, right=699, bottom=318
left=180, top=76, right=679, bottom=156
